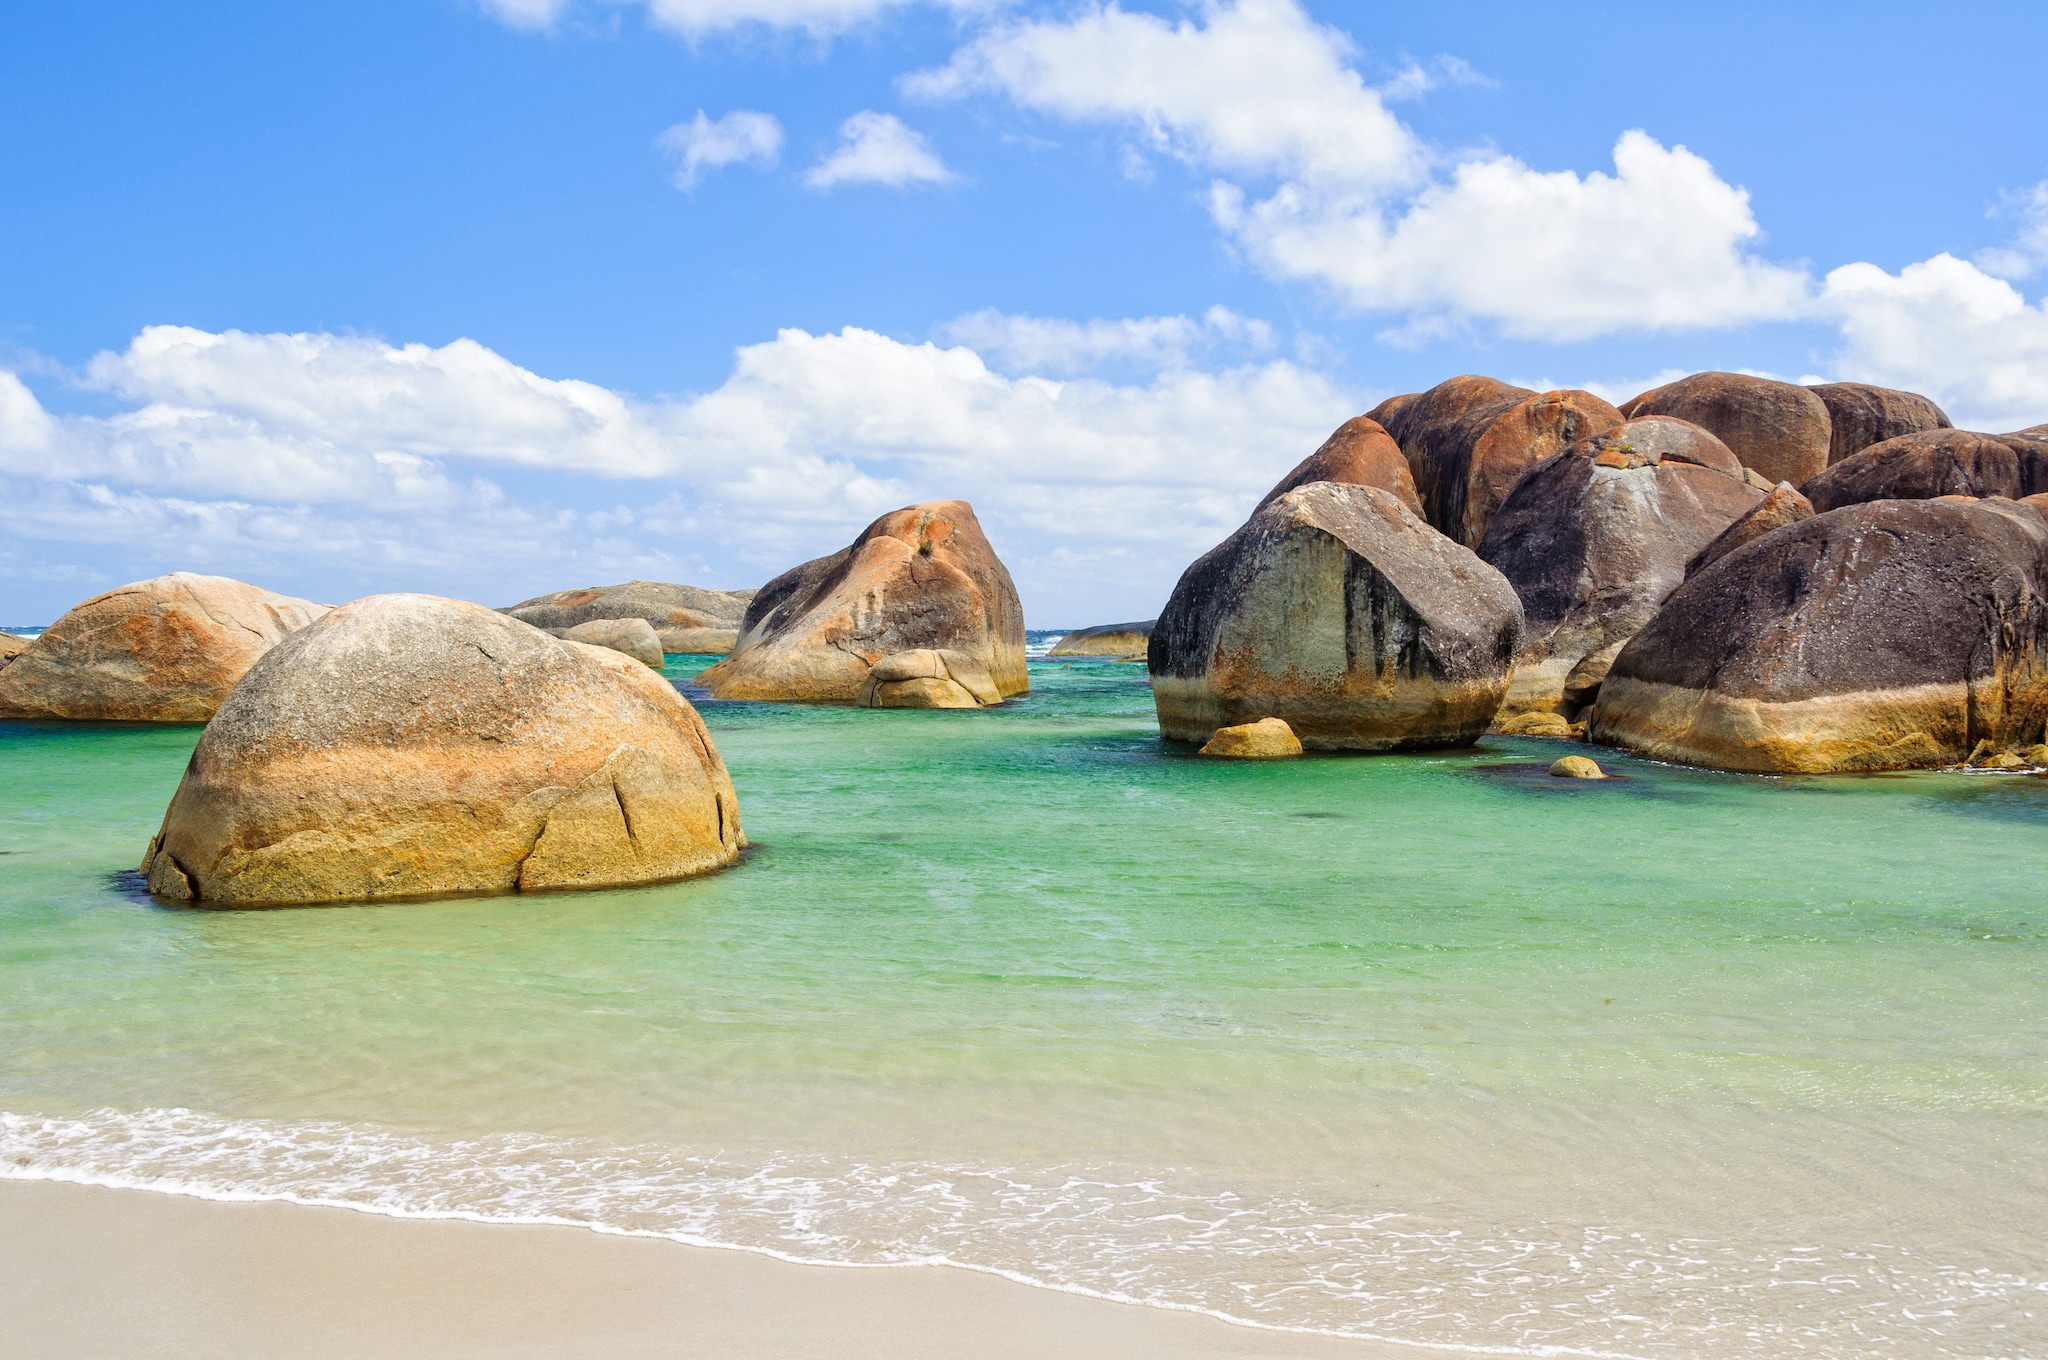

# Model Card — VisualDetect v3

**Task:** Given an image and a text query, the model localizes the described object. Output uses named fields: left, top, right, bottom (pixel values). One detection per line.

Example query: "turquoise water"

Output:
left=2, top=654, right=2045, bottom=1357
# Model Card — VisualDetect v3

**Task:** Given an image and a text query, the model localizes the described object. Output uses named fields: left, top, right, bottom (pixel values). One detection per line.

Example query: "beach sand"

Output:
left=1, top=1179, right=1400, bottom=1359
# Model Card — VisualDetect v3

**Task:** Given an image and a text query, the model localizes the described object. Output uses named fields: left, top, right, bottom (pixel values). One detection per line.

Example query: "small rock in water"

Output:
left=1549, top=755, right=1606, bottom=779
left=1200, top=718, right=1304, bottom=759
left=2021, top=745, right=2048, bottom=765
left=1495, top=711, right=1574, bottom=737
left=1983, top=752, right=2026, bottom=769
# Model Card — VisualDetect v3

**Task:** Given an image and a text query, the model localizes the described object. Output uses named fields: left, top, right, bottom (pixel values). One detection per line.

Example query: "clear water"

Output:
left=1, top=653, right=2044, bottom=1358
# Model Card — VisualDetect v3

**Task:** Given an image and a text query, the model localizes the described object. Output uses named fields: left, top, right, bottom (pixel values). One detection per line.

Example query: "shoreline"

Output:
left=1, top=1178, right=1419, bottom=1360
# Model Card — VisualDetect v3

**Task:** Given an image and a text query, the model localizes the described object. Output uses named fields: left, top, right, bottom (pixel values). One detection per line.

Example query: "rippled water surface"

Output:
left=2, top=654, right=2045, bottom=1356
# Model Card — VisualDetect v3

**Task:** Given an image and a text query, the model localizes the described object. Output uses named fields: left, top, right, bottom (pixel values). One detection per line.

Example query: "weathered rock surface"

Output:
left=1685, top=482, right=1814, bottom=580
left=699, top=501, right=1027, bottom=704
left=501, top=580, right=752, bottom=639
left=657, top=627, right=739, bottom=655
left=1478, top=418, right=1763, bottom=718
left=857, top=648, right=1003, bottom=708
left=1801, top=428, right=2048, bottom=511
left=1150, top=481, right=1523, bottom=750
left=0, top=573, right=328, bottom=723
left=1257, top=416, right=1422, bottom=516
left=1199, top=717, right=1303, bottom=759
left=0, top=632, right=30, bottom=664
left=1047, top=621, right=1154, bottom=659
left=141, top=594, right=742, bottom=905
left=552, top=618, right=664, bottom=669
left=1549, top=755, right=1605, bottom=779
left=1589, top=498, right=2048, bottom=772
left=1807, top=382, right=1951, bottom=465
left=1623, top=372, right=1833, bottom=487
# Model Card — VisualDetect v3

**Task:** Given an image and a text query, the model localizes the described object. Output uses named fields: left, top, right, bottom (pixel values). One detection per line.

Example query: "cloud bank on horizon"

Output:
left=4, top=0, right=2047, bottom=624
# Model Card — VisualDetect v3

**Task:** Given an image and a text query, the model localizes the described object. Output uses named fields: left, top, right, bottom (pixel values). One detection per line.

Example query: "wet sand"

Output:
left=0, top=1179, right=1400, bottom=1359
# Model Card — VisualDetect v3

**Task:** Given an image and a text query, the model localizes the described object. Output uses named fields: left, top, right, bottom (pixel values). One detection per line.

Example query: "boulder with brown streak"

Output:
left=141, top=594, right=742, bottom=905
left=1806, top=382, right=1951, bottom=465
left=1256, top=416, right=1422, bottom=516
left=1478, top=418, right=1763, bottom=719
left=1623, top=372, right=1832, bottom=487
left=0, top=573, right=328, bottom=723
left=1800, top=428, right=2048, bottom=511
left=1589, top=498, right=2048, bottom=773
left=1150, top=482, right=1523, bottom=750
left=698, top=501, right=1027, bottom=704
left=1685, top=482, right=1814, bottom=580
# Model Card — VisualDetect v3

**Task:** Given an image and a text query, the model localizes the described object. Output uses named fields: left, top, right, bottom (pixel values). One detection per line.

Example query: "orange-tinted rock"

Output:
left=1198, top=717, right=1303, bottom=759
left=699, top=501, right=1027, bottom=704
left=1801, top=429, right=2048, bottom=511
left=1150, top=482, right=1522, bottom=751
left=1046, top=621, right=1153, bottom=659
left=0, top=632, right=29, bottom=665
left=1623, top=372, right=1832, bottom=487
left=141, top=594, right=743, bottom=905
left=553, top=617, right=664, bottom=669
left=1256, top=416, right=1422, bottom=516
left=0, top=573, right=328, bottom=723
left=1479, top=418, right=1761, bottom=718
left=1461, top=389, right=1625, bottom=547
left=1364, top=392, right=1421, bottom=431
left=1374, top=376, right=1533, bottom=541
left=1685, top=482, right=1814, bottom=580
left=1807, top=382, right=1951, bottom=465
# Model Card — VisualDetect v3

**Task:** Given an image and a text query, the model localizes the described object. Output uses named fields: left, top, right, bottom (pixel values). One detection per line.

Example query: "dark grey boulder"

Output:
left=1623, top=371, right=1832, bottom=487
left=1684, top=482, right=1814, bottom=580
left=1806, top=382, right=1951, bottom=465
left=1801, top=429, right=2048, bottom=511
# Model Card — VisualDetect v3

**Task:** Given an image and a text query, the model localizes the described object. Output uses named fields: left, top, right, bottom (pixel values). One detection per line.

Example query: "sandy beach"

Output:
left=0, top=1179, right=1397, bottom=1360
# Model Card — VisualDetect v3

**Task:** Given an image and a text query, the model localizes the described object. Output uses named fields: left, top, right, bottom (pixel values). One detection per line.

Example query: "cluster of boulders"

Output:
left=498, top=580, right=754, bottom=657
left=1152, top=370, right=2048, bottom=773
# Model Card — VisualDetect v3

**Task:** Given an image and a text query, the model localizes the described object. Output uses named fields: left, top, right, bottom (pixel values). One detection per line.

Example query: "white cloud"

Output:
left=657, top=110, right=783, bottom=190
left=911, top=0, right=1809, bottom=340
left=805, top=111, right=953, bottom=189
left=1975, top=181, right=2048, bottom=281
left=937, top=305, right=1275, bottom=376
left=1822, top=253, right=2048, bottom=432
left=483, top=0, right=959, bottom=39
left=1377, top=54, right=1496, bottom=104
left=478, top=0, right=570, bottom=31
left=0, top=321, right=1354, bottom=622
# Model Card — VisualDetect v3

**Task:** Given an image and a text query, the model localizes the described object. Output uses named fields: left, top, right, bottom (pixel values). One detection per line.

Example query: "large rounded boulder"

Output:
left=698, top=501, right=1027, bottom=704
left=1046, top=621, right=1153, bottom=659
left=0, top=573, right=327, bottom=723
left=1623, top=372, right=1832, bottom=487
left=1588, top=498, right=2048, bottom=772
left=500, top=580, right=754, bottom=656
left=1807, top=382, right=1951, bottom=465
left=1479, top=418, right=1763, bottom=719
left=1256, top=416, right=1421, bottom=516
left=1801, top=428, right=2048, bottom=511
left=1150, top=482, right=1523, bottom=751
left=141, top=594, right=742, bottom=905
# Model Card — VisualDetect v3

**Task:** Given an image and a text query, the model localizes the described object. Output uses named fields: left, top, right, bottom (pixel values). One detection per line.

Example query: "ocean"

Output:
left=2, top=648, right=2043, bottom=1357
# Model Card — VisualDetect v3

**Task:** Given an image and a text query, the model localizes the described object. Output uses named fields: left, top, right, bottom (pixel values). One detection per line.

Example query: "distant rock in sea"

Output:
left=1151, top=481, right=1522, bottom=751
left=1590, top=497, right=2048, bottom=772
left=1802, top=428, right=2048, bottom=511
left=548, top=618, right=664, bottom=669
left=0, top=632, right=31, bottom=664
left=1806, top=382, right=1951, bottom=466
left=1623, top=371, right=1832, bottom=487
left=1047, top=621, right=1154, bottom=660
left=1479, top=416, right=1763, bottom=719
left=500, top=580, right=753, bottom=654
left=0, top=573, right=327, bottom=723
left=142, top=593, right=742, bottom=905
left=698, top=500, right=1027, bottom=705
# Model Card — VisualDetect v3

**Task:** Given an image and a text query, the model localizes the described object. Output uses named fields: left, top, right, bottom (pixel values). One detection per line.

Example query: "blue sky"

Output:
left=4, top=0, right=2046, bottom=625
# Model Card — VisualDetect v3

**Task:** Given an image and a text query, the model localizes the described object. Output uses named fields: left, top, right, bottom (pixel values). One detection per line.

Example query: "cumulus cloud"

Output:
left=657, top=110, right=784, bottom=190
left=805, top=111, right=952, bottom=189
left=0, top=320, right=1353, bottom=622
left=911, top=0, right=1808, bottom=340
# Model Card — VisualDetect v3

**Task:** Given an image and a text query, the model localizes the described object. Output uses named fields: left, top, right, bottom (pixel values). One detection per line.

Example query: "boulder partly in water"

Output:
left=857, top=648, right=1004, bottom=708
left=141, top=594, right=742, bottom=905
left=1623, top=372, right=1833, bottom=487
left=1150, top=481, right=1523, bottom=751
left=0, top=573, right=328, bottom=723
left=699, top=501, right=1027, bottom=704
left=1479, top=417, right=1762, bottom=718
left=1046, top=621, right=1154, bottom=660
left=1589, top=498, right=2048, bottom=773
left=500, top=580, right=753, bottom=643
left=1199, top=717, right=1304, bottom=759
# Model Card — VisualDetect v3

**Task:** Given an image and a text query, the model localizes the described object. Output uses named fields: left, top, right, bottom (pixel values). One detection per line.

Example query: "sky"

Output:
left=4, top=0, right=2046, bottom=627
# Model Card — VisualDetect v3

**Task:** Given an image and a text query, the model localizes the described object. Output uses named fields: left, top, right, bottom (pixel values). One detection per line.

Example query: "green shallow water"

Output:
left=2, top=656, right=2045, bottom=1357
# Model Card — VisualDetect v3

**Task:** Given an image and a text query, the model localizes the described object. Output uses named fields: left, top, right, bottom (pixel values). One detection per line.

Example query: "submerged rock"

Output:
left=1046, top=621, right=1154, bottom=660
left=501, top=580, right=752, bottom=643
left=1548, top=755, right=1605, bottom=779
left=1199, top=717, right=1304, bottom=759
left=1623, top=372, right=1833, bottom=487
left=1478, top=418, right=1762, bottom=719
left=552, top=618, right=664, bottom=669
left=1256, top=416, right=1422, bottom=517
left=1150, top=481, right=1522, bottom=751
left=1801, top=428, right=2048, bottom=511
left=1807, top=382, right=1951, bottom=465
left=699, top=501, right=1027, bottom=705
left=857, top=648, right=1003, bottom=708
left=1589, top=498, right=2048, bottom=773
left=142, top=594, right=742, bottom=905
left=0, top=573, right=328, bottom=723
left=1685, top=482, right=1815, bottom=580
